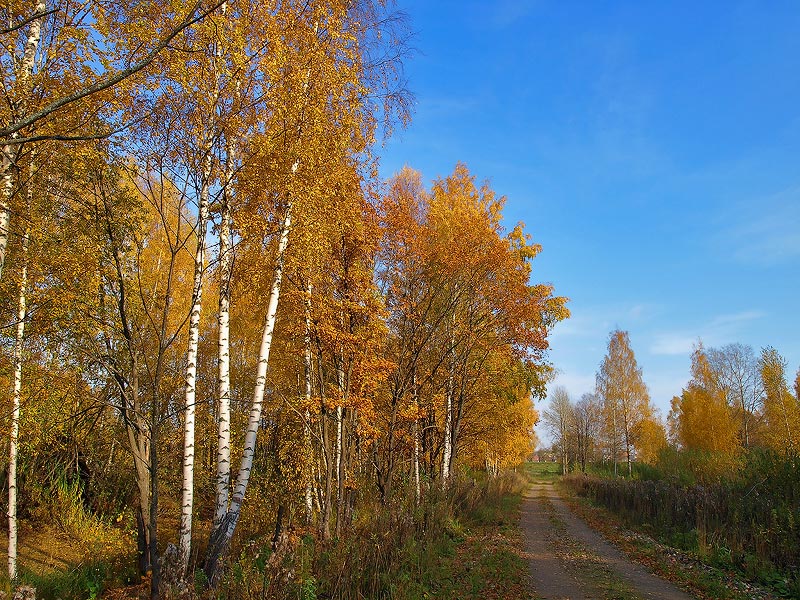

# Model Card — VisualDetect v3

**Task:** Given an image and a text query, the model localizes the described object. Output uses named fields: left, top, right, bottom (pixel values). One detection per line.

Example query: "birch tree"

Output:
left=0, top=0, right=227, bottom=280
left=544, top=387, right=573, bottom=475
left=6, top=189, right=30, bottom=582
left=708, top=343, right=763, bottom=448
left=760, top=347, right=800, bottom=453
left=204, top=0, right=408, bottom=578
left=596, top=330, right=650, bottom=476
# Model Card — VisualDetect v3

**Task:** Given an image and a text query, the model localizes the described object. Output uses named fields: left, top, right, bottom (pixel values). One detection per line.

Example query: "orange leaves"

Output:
left=376, top=162, right=567, bottom=473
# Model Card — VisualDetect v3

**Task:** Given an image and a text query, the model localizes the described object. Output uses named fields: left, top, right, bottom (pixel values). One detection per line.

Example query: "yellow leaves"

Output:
left=634, top=413, right=667, bottom=465
left=671, top=345, right=741, bottom=456
left=760, top=347, right=800, bottom=453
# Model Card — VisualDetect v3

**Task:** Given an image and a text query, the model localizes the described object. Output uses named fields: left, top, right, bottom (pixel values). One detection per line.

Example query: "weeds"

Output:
left=564, top=449, right=800, bottom=598
left=203, top=470, right=529, bottom=600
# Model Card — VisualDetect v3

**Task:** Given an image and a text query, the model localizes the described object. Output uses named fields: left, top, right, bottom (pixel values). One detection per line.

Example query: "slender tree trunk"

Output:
left=0, top=0, right=45, bottom=282
left=335, top=399, right=343, bottom=536
left=204, top=202, right=291, bottom=584
left=412, top=370, right=420, bottom=504
left=321, top=415, right=333, bottom=539
left=442, top=315, right=455, bottom=485
left=611, top=403, right=618, bottom=477
left=130, top=432, right=152, bottom=577
left=303, top=282, right=314, bottom=523
left=214, top=154, right=234, bottom=528
left=179, top=153, right=212, bottom=572
left=451, top=367, right=467, bottom=475
left=0, top=148, right=17, bottom=281
left=623, top=403, right=632, bottom=476
left=7, top=223, right=29, bottom=581
left=149, top=408, right=160, bottom=600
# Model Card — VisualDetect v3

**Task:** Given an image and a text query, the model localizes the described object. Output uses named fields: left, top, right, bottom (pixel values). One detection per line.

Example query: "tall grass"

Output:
left=203, top=470, right=528, bottom=600
left=564, top=449, right=800, bottom=596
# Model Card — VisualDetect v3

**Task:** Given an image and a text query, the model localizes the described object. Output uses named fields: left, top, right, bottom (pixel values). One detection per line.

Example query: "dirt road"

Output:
left=521, top=481, right=696, bottom=600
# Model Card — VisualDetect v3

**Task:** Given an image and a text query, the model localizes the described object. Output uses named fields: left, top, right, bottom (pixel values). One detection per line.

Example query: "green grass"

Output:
left=418, top=476, right=531, bottom=599
left=522, top=461, right=562, bottom=482
left=561, top=487, right=782, bottom=600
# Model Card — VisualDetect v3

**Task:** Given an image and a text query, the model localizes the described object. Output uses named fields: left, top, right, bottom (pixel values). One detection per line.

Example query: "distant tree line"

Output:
left=544, top=330, right=800, bottom=480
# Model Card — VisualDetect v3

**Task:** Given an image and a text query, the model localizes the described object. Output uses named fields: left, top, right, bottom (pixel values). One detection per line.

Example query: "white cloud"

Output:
left=650, top=310, right=765, bottom=356
left=651, top=334, right=697, bottom=356
left=544, top=371, right=596, bottom=402
left=720, top=186, right=800, bottom=265
left=708, top=310, right=766, bottom=327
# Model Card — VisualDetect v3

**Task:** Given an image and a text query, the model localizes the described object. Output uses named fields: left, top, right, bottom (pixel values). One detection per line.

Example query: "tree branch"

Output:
left=0, top=0, right=226, bottom=142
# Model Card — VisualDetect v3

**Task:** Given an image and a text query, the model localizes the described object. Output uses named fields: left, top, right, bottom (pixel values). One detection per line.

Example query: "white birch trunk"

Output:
left=303, top=282, right=314, bottom=523
left=206, top=202, right=291, bottom=579
left=228, top=203, right=291, bottom=518
left=335, top=406, right=343, bottom=504
left=442, top=315, right=455, bottom=485
left=7, top=224, right=29, bottom=581
left=0, top=0, right=46, bottom=282
left=442, top=388, right=452, bottom=484
left=412, top=370, right=420, bottom=503
left=0, top=152, right=16, bottom=281
left=179, top=153, right=212, bottom=571
left=214, top=171, right=233, bottom=528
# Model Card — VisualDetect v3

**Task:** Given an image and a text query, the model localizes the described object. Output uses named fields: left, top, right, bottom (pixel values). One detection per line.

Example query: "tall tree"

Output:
left=573, top=392, right=602, bottom=472
left=760, top=347, right=800, bottom=453
left=670, top=344, right=739, bottom=455
left=707, top=343, right=763, bottom=448
left=596, top=330, right=650, bottom=476
left=543, top=386, right=573, bottom=475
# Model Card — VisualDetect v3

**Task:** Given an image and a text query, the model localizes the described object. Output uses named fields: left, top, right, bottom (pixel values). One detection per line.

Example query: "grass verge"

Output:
left=559, top=480, right=783, bottom=600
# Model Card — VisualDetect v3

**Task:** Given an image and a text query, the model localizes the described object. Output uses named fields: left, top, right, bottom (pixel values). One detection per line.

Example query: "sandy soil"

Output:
left=521, top=481, right=696, bottom=600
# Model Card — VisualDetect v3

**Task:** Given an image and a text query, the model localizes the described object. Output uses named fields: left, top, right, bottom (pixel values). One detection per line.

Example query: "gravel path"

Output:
left=521, top=481, right=696, bottom=600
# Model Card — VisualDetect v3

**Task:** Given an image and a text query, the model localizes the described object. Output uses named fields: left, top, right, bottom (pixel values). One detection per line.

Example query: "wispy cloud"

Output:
left=545, top=372, right=596, bottom=401
left=474, top=1, right=541, bottom=29
left=719, top=186, right=800, bottom=265
left=650, top=310, right=765, bottom=356
left=651, top=334, right=697, bottom=356
left=549, top=302, right=659, bottom=344
left=709, top=310, right=766, bottom=327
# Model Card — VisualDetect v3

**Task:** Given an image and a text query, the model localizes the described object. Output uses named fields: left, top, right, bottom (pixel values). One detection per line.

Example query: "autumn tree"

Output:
left=376, top=164, right=566, bottom=497
left=596, top=330, right=651, bottom=476
left=760, top=347, right=800, bottom=453
left=0, top=1, right=227, bottom=281
left=543, top=386, right=574, bottom=475
left=670, top=344, right=740, bottom=455
left=203, top=0, right=409, bottom=581
left=572, top=392, right=601, bottom=472
left=707, top=343, right=763, bottom=448
left=634, top=409, right=668, bottom=465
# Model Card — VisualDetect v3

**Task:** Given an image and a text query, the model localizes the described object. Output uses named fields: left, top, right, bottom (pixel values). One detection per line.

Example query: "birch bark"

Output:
left=412, top=369, right=420, bottom=503
left=303, top=282, right=314, bottom=523
left=204, top=201, right=292, bottom=583
left=441, top=314, right=455, bottom=485
left=0, top=0, right=46, bottom=281
left=179, top=152, right=212, bottom=570
left=214, top=155, right=234, bottom=527
left=7, top=223, right=29, bottom=581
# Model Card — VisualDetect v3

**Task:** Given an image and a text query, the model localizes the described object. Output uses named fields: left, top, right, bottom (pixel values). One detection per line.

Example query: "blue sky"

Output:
left=377, top=1, right=800, bottom=429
